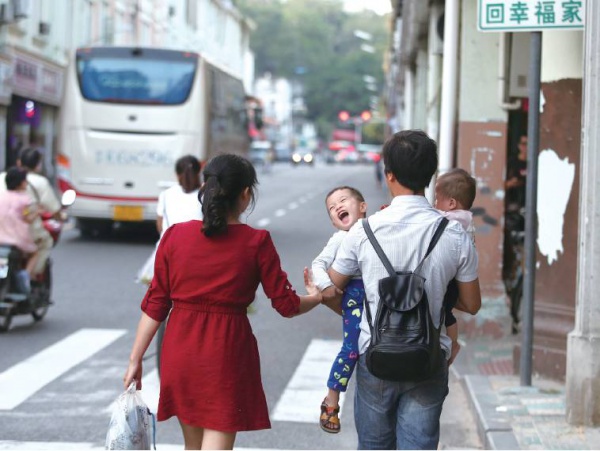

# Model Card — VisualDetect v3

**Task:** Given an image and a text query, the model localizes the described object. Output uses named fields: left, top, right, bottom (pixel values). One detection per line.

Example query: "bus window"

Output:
left=76, top=48, right=198, bottom=105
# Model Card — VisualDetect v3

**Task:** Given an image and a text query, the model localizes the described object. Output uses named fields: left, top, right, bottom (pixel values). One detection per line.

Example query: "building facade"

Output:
left=0, top=0, right=255, bottom=178
left=386, top=0, right=583, bottom=383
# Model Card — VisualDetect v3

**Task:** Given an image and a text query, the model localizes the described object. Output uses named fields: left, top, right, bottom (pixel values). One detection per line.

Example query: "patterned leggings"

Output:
left=327, top=279, right=365, bottom=392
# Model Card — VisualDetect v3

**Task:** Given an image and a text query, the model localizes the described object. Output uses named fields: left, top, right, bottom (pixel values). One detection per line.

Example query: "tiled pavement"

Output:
left=453, top=304, right=600, bottom=450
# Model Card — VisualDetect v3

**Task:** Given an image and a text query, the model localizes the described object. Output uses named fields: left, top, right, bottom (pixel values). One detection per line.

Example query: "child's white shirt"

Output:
left=311, top=230, right=347, bottom=291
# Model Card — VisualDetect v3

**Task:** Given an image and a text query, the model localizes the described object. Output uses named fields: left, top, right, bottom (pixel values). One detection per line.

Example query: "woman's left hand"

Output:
left=303, top=267, right=322, bottom=301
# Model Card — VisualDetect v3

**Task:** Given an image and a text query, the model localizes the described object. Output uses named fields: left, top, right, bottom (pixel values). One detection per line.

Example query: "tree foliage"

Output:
left=236, top=0, right=389, bottom=136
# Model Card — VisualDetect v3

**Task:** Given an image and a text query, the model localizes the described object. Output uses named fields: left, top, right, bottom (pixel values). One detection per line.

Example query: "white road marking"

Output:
left=0, top=328, right=126, bottom=410
left=256, top=218, right=271, bottom=227
left=0, top=442, right=274, bottom=451
left=274, top=209, right=286, bottom=217
left=272, top=339, right=345, bottom=423
left=288, top=202, right=299, bottom=210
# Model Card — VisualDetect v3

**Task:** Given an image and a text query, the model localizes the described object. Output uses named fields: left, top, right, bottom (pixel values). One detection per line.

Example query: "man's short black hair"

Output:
left=5, top=167, right=27, bottom=191
left=18, top=148, right=42, bottom=170
left=382, top=130, right=438, bottom=192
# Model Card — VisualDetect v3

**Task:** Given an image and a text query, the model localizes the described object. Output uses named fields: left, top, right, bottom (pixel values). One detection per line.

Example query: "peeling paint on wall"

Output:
left=537, top=149, right=575, bottom=265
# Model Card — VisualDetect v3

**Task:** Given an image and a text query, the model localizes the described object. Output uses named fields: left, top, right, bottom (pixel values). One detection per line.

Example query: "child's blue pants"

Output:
left=326, top=279, right=365, bottom=392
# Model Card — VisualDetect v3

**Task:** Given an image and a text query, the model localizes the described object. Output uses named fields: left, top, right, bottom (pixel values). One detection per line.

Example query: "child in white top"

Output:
left=434, top=168, right=477, bottom=364
left=137, top=155, right=203, bottom=284
left=312, top=186, right=367, bottom=434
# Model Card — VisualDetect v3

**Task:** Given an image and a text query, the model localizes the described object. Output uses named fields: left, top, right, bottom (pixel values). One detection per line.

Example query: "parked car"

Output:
left=249, top=140, right=272, bottom=166
left=335, top=148, right=359, bottom=164
left=357, top=144, right=382, bottom=164
left=274, top=143, right=291, bottom=162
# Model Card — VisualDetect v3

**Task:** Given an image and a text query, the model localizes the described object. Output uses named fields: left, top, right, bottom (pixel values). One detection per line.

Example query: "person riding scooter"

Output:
left=0, top=148, right=61, bottom=279
left=0, top=167, right=39, bottom=293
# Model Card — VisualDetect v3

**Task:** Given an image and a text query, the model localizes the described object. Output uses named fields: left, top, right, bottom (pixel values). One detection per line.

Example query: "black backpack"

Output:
left=362, top=217, right=448, bottom=382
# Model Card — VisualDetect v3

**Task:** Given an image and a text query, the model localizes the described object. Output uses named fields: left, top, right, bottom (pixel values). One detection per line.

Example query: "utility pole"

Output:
left=566, top=0, right=600, bottom=426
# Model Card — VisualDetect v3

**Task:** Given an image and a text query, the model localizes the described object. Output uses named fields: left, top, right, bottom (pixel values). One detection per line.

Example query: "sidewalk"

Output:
left=453, top=302, right=600, bottom=450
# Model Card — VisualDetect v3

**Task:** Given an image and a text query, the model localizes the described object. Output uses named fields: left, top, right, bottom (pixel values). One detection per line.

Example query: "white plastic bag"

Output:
left=136, top=248, right=156, bottom=285
left=105, top=382, right=155, bottom=450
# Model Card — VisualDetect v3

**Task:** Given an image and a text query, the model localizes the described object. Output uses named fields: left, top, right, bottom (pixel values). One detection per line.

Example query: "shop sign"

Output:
left=478, top=0, right=585, bottom=32
left=12, top=55, right=63, bottom=105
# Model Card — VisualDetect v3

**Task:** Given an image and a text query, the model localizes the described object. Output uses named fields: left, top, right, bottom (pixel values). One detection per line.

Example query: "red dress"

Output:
left=141, top=221, right=300, bottom=432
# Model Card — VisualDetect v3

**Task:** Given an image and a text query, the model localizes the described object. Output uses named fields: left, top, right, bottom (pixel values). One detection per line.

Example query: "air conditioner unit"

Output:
left=12, top=0, right=30, bottom=19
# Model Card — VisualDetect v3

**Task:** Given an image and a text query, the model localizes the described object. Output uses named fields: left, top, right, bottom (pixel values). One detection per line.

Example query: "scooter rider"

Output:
left=0, top=167, right=39, bottom=293
left=0, top=148, right=61, bottom=278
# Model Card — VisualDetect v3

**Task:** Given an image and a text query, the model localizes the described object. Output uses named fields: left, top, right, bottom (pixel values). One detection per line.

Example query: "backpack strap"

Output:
left=414, top=217, right=449, bottom=273
left=362, top=218, right=395, bottom=276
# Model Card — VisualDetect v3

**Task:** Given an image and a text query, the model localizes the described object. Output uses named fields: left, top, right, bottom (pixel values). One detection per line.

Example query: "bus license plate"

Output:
left=113, top=205, right=143, bottom=222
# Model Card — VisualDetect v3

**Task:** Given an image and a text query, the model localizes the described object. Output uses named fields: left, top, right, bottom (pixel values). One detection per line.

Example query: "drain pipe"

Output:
left=499, top=33, right=522, bottom=110
left=438, top=0, right=459, bottom=175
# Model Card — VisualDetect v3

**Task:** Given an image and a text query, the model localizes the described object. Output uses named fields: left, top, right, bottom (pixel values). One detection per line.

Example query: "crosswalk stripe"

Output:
left=271, top=338, right=345, bottom=423
left=0, top=442, right=274, bottom=450
left=0, top=328, right=126, bottom=410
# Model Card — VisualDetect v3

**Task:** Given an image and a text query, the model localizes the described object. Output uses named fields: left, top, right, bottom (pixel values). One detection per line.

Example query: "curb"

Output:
left=461, top=374, right=520, bottom=450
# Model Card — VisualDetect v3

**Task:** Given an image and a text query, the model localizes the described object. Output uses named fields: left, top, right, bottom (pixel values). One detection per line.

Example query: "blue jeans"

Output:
left=354, top=354, right=449, bottom=450
left=327, top=279, right=365, bottom=392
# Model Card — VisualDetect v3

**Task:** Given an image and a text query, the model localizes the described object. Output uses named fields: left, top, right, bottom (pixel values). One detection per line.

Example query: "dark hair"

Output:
left=5, top=167, right=27, bottom=191
left=436, top=168, right=477, bottom=209
left=325, top=186, right=365, bottom=205
left=175, top=155, right=201, bottom=193
left=199, top=154, right=258, bottom=237
left=382, top=130, right=438, bottom=192
left=18, top=148, right=42, bottom=170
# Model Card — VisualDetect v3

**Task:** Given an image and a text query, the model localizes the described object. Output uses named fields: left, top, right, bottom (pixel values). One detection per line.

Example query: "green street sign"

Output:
left=478, top=0, right=585, bottom=32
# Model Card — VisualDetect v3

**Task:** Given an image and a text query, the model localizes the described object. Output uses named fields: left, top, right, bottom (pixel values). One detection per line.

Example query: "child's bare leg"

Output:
left=325, top=388, right=340, bottom=407
left=25, top=252, right=39, bottom=276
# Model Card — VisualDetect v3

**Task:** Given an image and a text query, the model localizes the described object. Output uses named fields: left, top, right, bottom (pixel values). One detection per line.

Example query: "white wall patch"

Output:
left=537, top=149, right=575, bottom=265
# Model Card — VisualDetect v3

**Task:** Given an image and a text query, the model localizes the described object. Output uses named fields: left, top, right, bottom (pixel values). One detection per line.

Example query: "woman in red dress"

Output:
left=124, top=154, right=322, bottom=449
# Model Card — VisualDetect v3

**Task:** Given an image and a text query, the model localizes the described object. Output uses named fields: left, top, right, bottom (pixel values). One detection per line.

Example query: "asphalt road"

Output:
left=0, top=160, right=481, bottom=450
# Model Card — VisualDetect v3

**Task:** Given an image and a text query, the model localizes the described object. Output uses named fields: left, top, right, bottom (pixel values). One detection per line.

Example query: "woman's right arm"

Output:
left=258, top=232, right=321, bottom=318
left=123, top=312, right=161, bottom=389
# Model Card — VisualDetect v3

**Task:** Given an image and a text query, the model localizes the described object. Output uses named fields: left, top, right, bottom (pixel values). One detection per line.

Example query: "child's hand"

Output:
left=448, top=340, right=461, bottom=365
left=303, top=267, right=322, bottom=300
left=321, top=285, right=343, bottom=304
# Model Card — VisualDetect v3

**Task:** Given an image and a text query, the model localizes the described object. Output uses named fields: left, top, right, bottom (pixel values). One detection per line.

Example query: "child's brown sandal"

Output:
left=319, top=399, right=341, bottom=434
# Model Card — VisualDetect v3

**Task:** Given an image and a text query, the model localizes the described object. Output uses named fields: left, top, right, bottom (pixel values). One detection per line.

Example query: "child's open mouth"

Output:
left=338, top=211, right=349, bottom=222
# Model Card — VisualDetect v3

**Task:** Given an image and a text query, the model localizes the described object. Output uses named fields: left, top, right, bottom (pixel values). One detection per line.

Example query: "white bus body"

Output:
left=57, top=47, right=249, bottom=231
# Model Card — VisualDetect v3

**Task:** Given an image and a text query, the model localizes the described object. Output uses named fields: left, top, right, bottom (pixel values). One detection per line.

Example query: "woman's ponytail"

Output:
left=199, top=154, right=258, bottom=237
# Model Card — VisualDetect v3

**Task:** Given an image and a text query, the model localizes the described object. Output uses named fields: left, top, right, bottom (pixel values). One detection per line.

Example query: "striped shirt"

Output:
left=331, top=195, right=479, bottom=357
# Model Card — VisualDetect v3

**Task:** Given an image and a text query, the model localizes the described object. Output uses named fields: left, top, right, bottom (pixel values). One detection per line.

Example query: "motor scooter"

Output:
left=0, top=189, right=76, bottom=332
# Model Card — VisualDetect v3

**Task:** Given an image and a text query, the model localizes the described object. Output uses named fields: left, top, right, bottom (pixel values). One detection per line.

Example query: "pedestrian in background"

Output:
left=124, top=153, right=323, bottom=450
left=0, top=148, right=61, bottom=278
left=327, top=130, right=481, bottom=449
left=0, top=167, right=39, bottom=292
left=137, top=154, right=202, bottom=284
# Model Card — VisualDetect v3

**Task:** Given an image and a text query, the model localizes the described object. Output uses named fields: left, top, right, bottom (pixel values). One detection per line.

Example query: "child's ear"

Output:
left=449, top=197, right=457, bottom=209
left=360, top=202, right=367, bottom=215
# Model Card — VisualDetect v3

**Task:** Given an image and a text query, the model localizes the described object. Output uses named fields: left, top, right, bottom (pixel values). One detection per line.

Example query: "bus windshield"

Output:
left=76, top=48, right=198, bottom=105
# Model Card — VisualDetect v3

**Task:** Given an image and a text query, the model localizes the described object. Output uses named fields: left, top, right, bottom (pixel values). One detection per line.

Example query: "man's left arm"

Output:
left=454, top=232, right=481, bottom=315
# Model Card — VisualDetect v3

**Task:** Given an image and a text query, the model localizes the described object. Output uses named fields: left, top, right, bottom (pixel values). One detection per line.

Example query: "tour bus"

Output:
left=57, top=46, right=250, bottom=235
